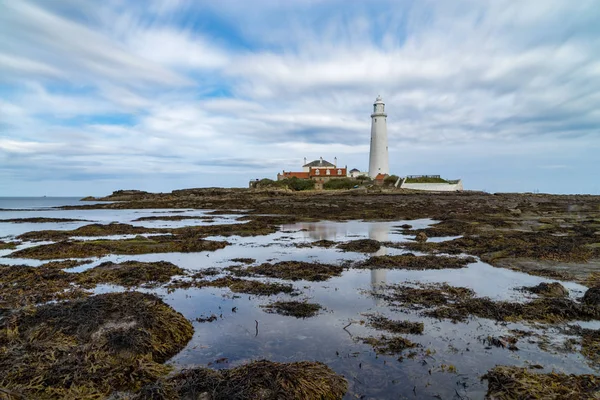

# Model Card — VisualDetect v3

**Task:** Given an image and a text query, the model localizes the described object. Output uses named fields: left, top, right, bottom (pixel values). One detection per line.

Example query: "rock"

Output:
left=582, top=286, right=600, bottom=305
left=524, top=282, right=569, bottom=297
left=415, top=232, right=428, bottom=242
left=508, top=208, right=522, bottom=215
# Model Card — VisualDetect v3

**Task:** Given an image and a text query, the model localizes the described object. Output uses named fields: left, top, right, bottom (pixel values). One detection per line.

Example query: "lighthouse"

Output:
left=368, top=95, right=389, bottom=178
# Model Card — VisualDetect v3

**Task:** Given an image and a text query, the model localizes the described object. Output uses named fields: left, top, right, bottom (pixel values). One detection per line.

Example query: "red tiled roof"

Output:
left=374, top=173, right=387, bottom=181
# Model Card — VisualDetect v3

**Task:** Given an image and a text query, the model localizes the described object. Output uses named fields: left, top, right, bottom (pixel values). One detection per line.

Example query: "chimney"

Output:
left=303, top=157, right=307, bottom=165
left=320, top=156, right=323, bottom=165
left=334, top=157, right=337, bottom=167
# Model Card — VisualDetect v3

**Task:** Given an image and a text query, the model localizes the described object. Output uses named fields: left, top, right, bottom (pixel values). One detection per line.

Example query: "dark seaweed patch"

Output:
left=0, top=292, right=193, bottom=398
left=483, top=366, right=600, bottom=399
left=136, top=360, right=347, bottom=400
left=358, top=254, right=475, bottom=270
left=262, top=301, right=322, bottom=318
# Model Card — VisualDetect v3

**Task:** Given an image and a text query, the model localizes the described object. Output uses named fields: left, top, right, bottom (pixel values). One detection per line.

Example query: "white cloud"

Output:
left=1, top=0, right=599, bottom=195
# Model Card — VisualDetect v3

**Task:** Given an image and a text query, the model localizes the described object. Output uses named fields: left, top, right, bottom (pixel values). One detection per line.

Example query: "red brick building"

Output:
left=278, top=158, right=348, bottom=189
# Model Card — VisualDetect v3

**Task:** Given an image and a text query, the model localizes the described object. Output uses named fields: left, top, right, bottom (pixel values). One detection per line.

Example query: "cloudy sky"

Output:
left=1, top=0, right=599, bottom=196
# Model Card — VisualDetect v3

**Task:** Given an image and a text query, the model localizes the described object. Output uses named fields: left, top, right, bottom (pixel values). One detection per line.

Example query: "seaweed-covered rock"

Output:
left=244, top=261, right=343, bottom=281
left=415, top=232, right=428, bottom=242
left=359, top=254, right=475, bottom=270
left=81, top=260, right=185, bottom=287
left=9, top=236, right=229, bottom=260
left=522, top=282, right=569, bottom=297
left=137, top=360, right=348, bottom=400
left=0, top=264, right=88, bottom=309
left=360, top=335, right=418, bottom=355
left=0, top=292, right=194, bottom=398
left=582, top=286, right=600, bottom=306
left=168, top=276, right=296, bottom=296
left=262, top=301, right=322, bottom=318
left=483, top=366, right=600, bottom=399
left=337, top=239, right=381, bottom=253
left=365, top=314, right=424, bottom=334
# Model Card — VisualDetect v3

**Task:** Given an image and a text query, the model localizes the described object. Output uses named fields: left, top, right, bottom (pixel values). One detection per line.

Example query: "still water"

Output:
left=1, top=198, right=596, bottom=399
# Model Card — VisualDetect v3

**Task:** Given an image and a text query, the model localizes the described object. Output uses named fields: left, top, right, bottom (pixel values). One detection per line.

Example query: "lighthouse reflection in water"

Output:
left=368, top=223, right=388, bottom=305
left=289, top=219, right=390, bottom=305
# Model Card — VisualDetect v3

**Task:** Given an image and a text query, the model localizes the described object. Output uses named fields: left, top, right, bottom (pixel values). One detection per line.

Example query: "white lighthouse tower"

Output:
left=368, top=95, right=389, bottom=178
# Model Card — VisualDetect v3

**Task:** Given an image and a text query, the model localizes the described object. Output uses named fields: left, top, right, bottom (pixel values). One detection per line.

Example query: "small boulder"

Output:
left=522, top=282, right=569, bottom=297
left=415, top=232, right=428, bottom=242
left=582, top=286, right=600, bottom=305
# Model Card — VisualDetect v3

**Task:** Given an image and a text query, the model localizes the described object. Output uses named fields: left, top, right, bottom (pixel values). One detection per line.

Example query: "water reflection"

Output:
left=369, top=223, right=388, bottom=306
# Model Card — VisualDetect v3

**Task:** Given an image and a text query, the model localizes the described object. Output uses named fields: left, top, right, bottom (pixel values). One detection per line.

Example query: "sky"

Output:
left=1, top=0, right=599, bottom=196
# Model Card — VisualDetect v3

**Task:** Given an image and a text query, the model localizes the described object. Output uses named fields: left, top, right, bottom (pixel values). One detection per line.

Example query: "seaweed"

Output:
left=133, top=215, right=214, bottom=222
left=404, top=230, right=597, bottom=264
left=483, top=366, right=600, bottom=399
left=295, top=239, right=337, bottom=248
left=563, top=325, right=600, bottom=368
left=364, top=314, right=424, bottom=334
left=40, top=259, right=88, bottom=270
left=377, top=283, right=475, bottom=309
left=0, top=217, right=89, bottom=223
left=337, top=239, right=381, bottom=253
left=0, top=264, right=88, bottom=310
left=261, top=301, right=322, bottom=318
left=229, top=258, right=255, bottom=264
left=484, top=335, right=519, bottom=351
left=136, top=360, right=347, bottom=400
left=8, top=236, right=229, bottom=260
left=0, top=241, right=18, bottom=250
left=377, top=282, right=600, bottom=323
left=398, top=219, right=477, bottom=237
left=168, top=276, right=296, bottom=296
left=426, top=295, right=600, bottom=324
left=0, top=292, right=193, bottom=399
left=359, top=335, right=418, bottom=355
left=243, top=261, right=344, bottom=281
left=80, top=261, right=185, bottom=288
left=358, top=254, right=475, bottom=270
left=583, top=286, right=600, bottom=306
left=17, top=222, right=165, bottom=241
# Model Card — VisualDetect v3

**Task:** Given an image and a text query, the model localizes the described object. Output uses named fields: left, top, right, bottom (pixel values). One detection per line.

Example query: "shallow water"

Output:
left=1, top=198, right=597, bottom=399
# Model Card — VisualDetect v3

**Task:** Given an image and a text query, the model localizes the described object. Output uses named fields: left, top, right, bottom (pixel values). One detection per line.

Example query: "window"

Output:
left=315, top=169, right=320, bottom=175
left=326, top=169, right=330, bottom=175
left=337, top=169, right=342, bottom=175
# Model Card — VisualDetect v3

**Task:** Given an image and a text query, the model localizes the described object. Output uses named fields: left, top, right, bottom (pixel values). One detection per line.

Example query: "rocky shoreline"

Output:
left=0, top=188, right=598, bottom=399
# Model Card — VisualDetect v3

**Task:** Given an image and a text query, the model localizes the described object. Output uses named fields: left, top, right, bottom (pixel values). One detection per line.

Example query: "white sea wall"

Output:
left=400, top=180, right=463, bottom=192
